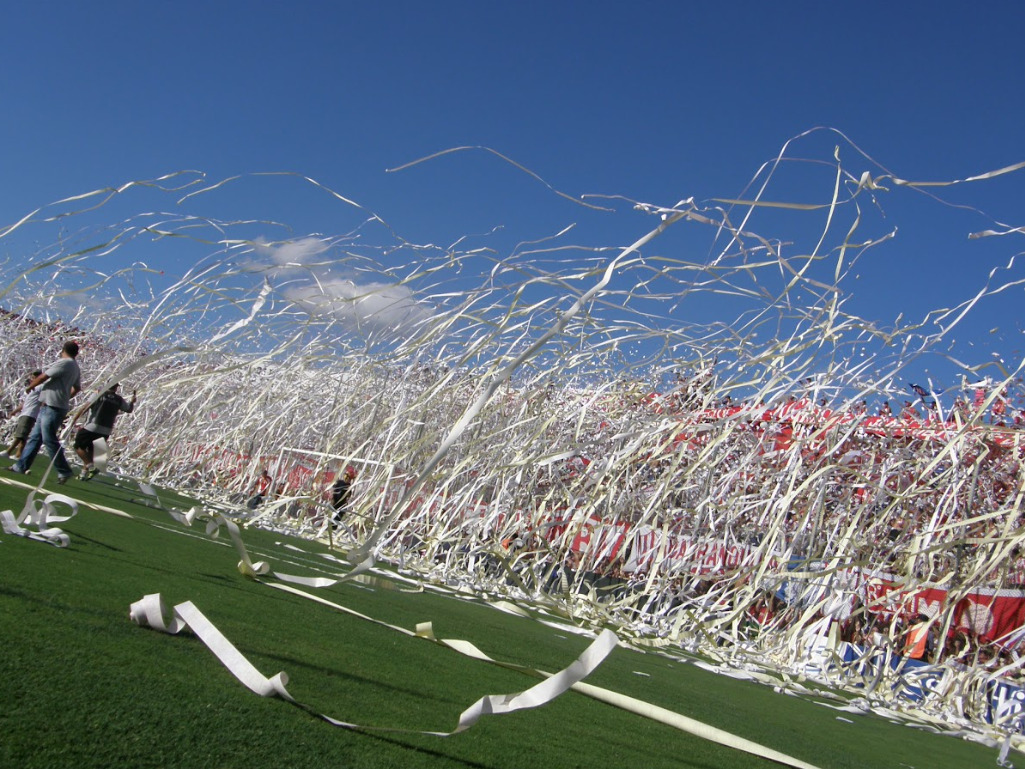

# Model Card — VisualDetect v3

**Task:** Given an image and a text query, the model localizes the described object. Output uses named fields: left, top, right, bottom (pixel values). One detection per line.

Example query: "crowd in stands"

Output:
left=3, top=308, right=1025, bottom=678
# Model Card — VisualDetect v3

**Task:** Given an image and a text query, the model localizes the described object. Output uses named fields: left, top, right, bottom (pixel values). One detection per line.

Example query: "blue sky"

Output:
left=1, top=2, right=1023, bottom=398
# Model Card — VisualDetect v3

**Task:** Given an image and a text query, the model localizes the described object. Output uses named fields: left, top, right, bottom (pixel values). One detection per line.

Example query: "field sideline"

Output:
left=0, top=473, right=1001, bottom=769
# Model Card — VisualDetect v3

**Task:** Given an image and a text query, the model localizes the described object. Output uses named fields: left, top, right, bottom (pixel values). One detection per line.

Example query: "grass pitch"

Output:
left=0, top=472, right=999, bottom=768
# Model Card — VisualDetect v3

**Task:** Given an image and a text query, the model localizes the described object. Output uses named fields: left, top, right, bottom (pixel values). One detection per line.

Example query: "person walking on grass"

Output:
left=2, top=369, right=42, bottom=459
left=6, top=341, right=82, bottom=484
left=74, top=382, right=137, bottom=480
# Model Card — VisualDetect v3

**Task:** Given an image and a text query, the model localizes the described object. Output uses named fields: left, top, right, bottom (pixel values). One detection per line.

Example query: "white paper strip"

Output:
left=129, top=592, right=619, bottom=736
left=0, top=492, right=79, bottom=547
left=129, top=593, right=292, bottom=699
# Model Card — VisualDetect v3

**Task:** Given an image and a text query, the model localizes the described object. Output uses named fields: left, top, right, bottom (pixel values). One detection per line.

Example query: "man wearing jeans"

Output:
left=7, top=340, right=82, bottom=483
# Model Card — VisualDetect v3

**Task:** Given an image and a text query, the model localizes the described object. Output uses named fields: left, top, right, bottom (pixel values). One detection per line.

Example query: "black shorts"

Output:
left=74, top=428, right=105, bottom=451
left=12, top=415, right=36, bottom=440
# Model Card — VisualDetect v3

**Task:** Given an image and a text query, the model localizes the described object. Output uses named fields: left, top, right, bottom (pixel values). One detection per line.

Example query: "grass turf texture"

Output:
left=0, top=473, right=998, bottom=769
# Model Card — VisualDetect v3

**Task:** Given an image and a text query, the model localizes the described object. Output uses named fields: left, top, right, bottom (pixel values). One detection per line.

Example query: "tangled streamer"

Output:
left=2, top=128, right=1025, bottom=745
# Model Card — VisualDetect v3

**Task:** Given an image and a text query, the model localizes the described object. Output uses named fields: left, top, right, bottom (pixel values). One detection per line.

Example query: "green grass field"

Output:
left=0, top=472, right=1000, bottom=768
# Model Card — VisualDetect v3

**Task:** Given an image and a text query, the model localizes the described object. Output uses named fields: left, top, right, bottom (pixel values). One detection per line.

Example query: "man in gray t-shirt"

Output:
left=8, top=341, right=82, bottom=482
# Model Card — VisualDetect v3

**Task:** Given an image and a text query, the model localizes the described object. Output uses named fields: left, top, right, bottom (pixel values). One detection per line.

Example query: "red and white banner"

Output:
left=832, top=568, right=1025, bottom=645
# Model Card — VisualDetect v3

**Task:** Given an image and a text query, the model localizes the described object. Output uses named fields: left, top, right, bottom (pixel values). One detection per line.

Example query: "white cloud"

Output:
left=249, top=236, right=330, bottom=267
left=245, top=237, right=434, bottom=339
left=283, top=278, right=433, bottom=336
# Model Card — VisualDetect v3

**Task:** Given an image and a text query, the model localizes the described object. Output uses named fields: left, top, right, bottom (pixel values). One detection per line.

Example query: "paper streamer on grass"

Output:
left=0, top=492, right=79, bottom=547
left=130, top=587, right=823, bottom=765
left=129, top=592, right=619, bottom=737
left=173, top=505, right=376, bottom=584
left=129, top=593, right=293, bottom=699
left=570, top=680, right=823, bottom=769
left=428, top=626, right=619, bottom=736
left=265, top=581, right=822, bottom=767
left=428, top=628, right=824, bottom=768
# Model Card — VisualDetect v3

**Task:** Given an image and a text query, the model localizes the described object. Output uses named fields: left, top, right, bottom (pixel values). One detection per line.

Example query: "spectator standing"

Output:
left=331, top=465, right=357, bottom=522
left=2, top=369, right=42, bottom=459
left=73, top=383, right=137, bottom=480
left=903, top=614, right=935, bottom=661
left=900, top=401, right=920, bottom=421
left=6, top=341, right=82, bottom=483
left=247, top=468, right=274, bottom=509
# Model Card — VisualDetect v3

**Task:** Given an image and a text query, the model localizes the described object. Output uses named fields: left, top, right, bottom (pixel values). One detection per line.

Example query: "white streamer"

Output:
left=0, top=491, right=79, bottom=547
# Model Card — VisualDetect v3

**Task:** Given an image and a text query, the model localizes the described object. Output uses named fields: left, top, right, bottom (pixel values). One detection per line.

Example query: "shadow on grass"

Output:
left=290, top=699, right=505, bottom=769
left=0, top=583, right=125, bottom=621
left=70, top=532, right=125, bottom=552
left=252, top=645, right=466, bottom=707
